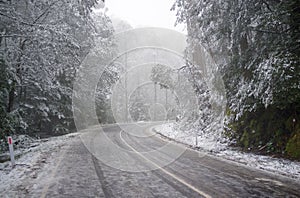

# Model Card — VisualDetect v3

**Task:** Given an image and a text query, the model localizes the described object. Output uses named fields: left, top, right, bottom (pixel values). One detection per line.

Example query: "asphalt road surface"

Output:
left=40, top=123, right=300, bottom=198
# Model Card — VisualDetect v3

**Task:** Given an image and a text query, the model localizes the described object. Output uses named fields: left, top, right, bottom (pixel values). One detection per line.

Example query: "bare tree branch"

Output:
left=0, top=34, right=32, bottom=38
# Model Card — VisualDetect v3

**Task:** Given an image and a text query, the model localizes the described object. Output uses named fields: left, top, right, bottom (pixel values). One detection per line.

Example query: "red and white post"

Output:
left=7, top=136, right=15, bottom=166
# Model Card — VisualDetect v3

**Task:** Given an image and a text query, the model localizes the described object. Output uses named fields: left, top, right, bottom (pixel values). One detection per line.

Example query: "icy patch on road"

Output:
left=0, top=133, right=80, bottom=196
left=154, top=123, right=300, bottom=181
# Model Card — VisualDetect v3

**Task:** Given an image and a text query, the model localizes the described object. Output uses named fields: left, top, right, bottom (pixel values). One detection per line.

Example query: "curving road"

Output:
left=41, top=123, right=300, bottom=198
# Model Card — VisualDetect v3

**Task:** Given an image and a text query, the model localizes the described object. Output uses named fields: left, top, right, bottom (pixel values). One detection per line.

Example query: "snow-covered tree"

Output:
left=173, top=0, right=300, bottom=156
left=0, top=0, right=113, bottom=139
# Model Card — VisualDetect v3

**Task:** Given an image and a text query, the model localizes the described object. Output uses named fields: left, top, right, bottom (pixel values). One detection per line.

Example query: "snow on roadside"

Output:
left=154, top=123, right=300, bottom=181
left=0, top=133, right=80, bottom=196
left=154, top=122, right=228, bottom=152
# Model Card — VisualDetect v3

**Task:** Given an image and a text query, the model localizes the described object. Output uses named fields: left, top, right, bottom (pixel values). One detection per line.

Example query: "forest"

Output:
left=1, top=0, right=300, bottom=160
left=173, top=0, right=300, bottom=159
left=0, top=0, right=114, bottom=148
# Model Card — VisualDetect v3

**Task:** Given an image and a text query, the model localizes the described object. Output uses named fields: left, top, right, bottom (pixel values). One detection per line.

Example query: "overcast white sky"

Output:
left=105, top=0, right=186, bottom=34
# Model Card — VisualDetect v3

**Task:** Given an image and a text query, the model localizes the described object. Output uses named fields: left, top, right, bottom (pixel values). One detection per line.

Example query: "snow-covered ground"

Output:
left=0, top=133, right=80, bottom=196
left=154, top=123, right=300, bottom=181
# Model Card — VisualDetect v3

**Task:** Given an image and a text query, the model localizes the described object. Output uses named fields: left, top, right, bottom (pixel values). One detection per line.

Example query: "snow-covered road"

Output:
left=1, top=123, right=300, bottom=197
left=0, top=133, right=102, bottom=197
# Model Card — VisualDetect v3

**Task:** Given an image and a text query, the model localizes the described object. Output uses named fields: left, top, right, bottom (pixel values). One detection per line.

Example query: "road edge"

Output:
left=149, top=124, right=300, bottom=183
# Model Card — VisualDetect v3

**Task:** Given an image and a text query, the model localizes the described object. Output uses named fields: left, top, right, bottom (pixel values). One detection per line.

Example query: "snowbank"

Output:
left=154, top=123, right=300, bottom=181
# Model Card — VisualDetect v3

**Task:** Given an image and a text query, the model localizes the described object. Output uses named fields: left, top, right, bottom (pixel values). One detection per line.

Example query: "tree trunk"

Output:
left=7, top=86, right=15, bottom=112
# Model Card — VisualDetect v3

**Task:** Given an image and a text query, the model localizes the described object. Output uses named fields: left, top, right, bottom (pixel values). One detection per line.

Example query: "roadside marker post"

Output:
left=7, top=136, right=15, bottom=166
